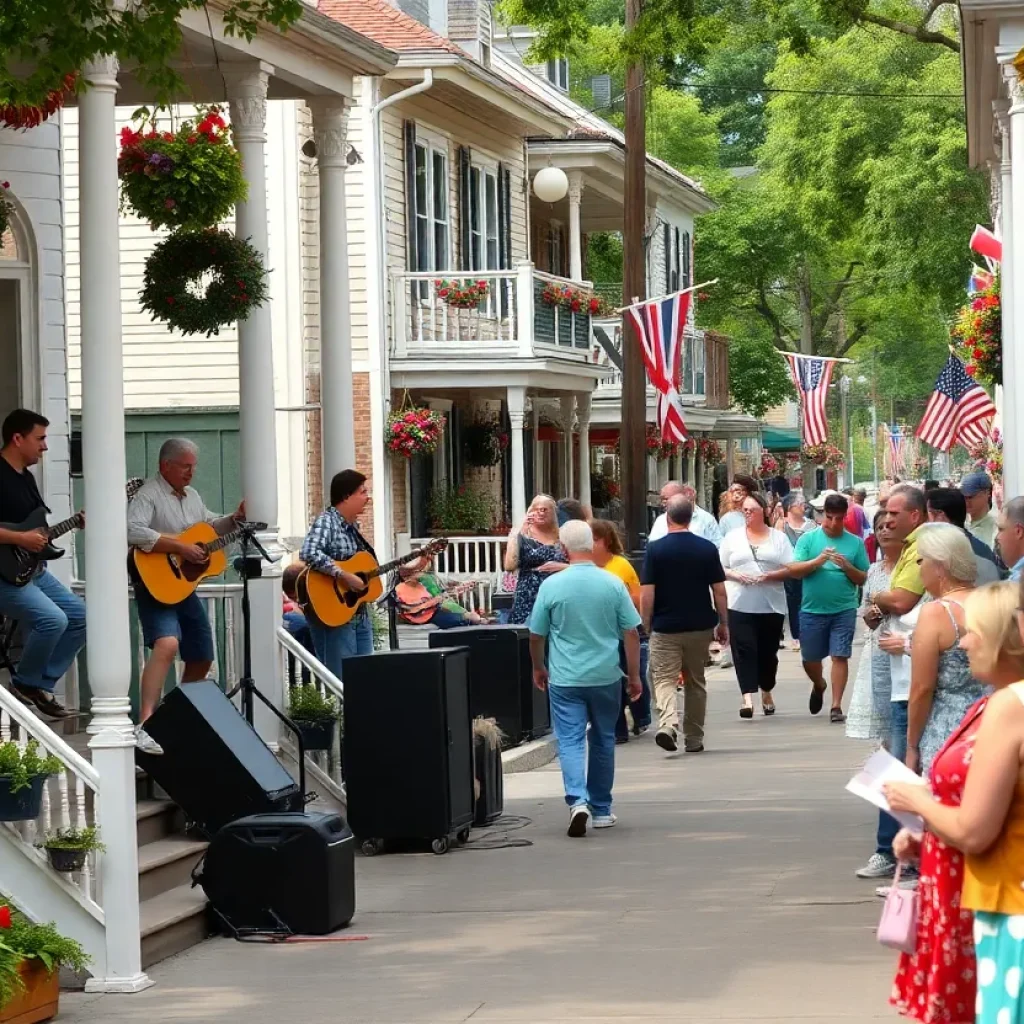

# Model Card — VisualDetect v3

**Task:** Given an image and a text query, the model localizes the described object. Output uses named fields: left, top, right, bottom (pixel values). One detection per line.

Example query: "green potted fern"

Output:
left=288, top=686, right=341, bottom=752
left=0, top=741, right=62, bottom=823
left=35, top=826, right=104, bottom=874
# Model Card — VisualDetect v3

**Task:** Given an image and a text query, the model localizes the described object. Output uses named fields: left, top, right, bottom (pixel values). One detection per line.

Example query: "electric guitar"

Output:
left=0, top=478, right=144, bottom=586
left=396, top=579, right=481, bottom=624
left=130, top=519, right=268, bottom=606
left=298, top=538, right=449, bottom=628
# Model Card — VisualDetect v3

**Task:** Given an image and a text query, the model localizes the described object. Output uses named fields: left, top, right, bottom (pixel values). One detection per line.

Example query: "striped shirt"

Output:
left=126, top=473, right=232, bottom=551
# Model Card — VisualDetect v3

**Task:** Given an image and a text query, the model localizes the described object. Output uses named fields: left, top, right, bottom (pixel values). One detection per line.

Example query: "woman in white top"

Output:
left=719, top=493, right=795, bottom=718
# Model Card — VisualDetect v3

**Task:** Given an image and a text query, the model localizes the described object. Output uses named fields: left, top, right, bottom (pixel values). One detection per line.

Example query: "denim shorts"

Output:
left=135, top=588, right=215, bottom=663
left=799, top=608, right=857, bottom=662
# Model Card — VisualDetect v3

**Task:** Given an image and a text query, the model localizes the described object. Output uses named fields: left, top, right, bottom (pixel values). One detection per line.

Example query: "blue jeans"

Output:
left=877, top=700, right=909, bottom=854
left=431, top=608, right=470, bottom=629
left=283, top=610, right=315, bottom=656
left=0, top=569, right=86, bottom=693
left=616, top=638, right=651, bottom=738
left=309, top=610, right=374, bottom=679
left=548, top=681, right=621, bottom=816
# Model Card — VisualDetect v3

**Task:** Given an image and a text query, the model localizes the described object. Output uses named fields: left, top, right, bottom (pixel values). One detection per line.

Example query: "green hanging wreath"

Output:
left=140, top=229, right=269, bottom=337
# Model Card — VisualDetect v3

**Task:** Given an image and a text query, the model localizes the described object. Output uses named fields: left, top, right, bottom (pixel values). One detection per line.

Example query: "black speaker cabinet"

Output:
left=137, top=680, right=301, bottom=836
left=473, top=732, right=504, bottom=826
left=429, top=625, right=550, bottom=745
left=342, top=648, right=474, bottom=854
left=199, top=811, right=355, bottom=935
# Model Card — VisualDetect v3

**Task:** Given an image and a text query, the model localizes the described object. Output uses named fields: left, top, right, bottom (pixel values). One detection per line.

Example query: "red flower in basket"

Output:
left=0, top=905, right=11, bottom=929
left=966, top=363, right=977, bottom=377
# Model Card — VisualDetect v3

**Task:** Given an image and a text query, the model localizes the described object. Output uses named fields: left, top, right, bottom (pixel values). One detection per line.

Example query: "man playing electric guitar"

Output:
left=299, top=469, right=376, bottom=678
left=0, top=409, right=85, bottom=718
left=127, top=438, right=244, bottom=755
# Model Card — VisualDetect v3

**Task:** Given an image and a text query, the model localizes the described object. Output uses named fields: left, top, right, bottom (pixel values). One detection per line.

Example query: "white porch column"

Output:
left=532, top=402, right=542, bottom=495
left=311, top=99, right=355, bottom=477
left=998, top=88, right=1020, bottom=497
left=686, top=447, right=696, bottom=488
left=560, top=394, right=575, bottom=498
left=79, top=55, right=151, bottom=995
left=227, top=64, right=283, bottom=745
left=508, top=387, right=528, bottom=524
left=568, top=172, right=584, bottom=282
left=725, top=437, right=736, bottom=480
left=576, top=392, right=592, bottom=508
left=695, top=437, right=706, bottom=506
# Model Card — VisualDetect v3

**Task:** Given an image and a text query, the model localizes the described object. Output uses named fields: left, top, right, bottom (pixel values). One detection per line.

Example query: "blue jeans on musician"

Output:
left=877, top=699, right=909, bottom=855
left=0, top=569, right=86, bottom=693
left=616, top=638, right=651, bottom=739
left=548, top=681, right=621, bottom=816
left=309, top=609, right=374, bottom=679
left=135, top=588, right=215, bottom=663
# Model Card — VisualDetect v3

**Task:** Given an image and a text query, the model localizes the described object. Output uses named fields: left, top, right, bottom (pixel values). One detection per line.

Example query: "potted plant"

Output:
left=0, top=902, right=90, bottom=1023
left=427, top=486, right=495, bottom=534
left=35, top=827, right=104, bottom=874
left=0, top=741, right=62, bottom=823
left=288, top=685, right=341, bottom=752
left=434, top=279, right=490, bottom=309
left=462, top=415, right=509, bottom=468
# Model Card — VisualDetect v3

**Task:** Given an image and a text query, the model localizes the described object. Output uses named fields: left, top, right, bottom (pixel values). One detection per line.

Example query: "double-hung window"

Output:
left=407, top=127, right=451, bottom=296
left=468, top=162, right=500, bottom=272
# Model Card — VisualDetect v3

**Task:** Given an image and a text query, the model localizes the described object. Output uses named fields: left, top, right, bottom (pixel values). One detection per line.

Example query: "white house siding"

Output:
left=0, top=119, right=72, bottom=534
left=647, top=198, right=695, bottom=296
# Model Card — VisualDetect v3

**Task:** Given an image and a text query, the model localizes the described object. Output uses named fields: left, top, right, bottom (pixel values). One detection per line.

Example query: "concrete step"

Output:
left=137, top=836, right=208, bottom=903
left=139, top=883, right=210, bottom=970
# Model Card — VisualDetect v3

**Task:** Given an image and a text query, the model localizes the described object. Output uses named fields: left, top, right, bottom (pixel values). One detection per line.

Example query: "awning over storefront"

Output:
left=761, top=427, right=801, bottom=451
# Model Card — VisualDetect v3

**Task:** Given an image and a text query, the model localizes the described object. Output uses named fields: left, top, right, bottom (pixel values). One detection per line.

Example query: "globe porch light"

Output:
left=533, top=166, right=569, bottom=204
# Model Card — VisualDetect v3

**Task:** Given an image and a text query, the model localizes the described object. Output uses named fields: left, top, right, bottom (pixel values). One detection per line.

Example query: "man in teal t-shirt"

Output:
left=789, top=492, right=869, bottom=724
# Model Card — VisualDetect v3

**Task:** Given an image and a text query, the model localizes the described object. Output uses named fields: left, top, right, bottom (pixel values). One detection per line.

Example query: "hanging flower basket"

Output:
left=0, top=74, right=77, bottom=131
left=541, top=283, right=614, bottom=317
left=951, top=278, right=1001, bottom=387
left=968, top=428, right=1002, bottom=481
left=462, top=416, right=509, bottom=467
left=0, top=183, right=14, bottom=239
left=118, top=107, right=248, bottom=231
left=759, top=452, right=779, bottom=478
left=387, top=398, right=445, bottom=459
left=614, top=428, right=680, bottom=462
left=698, top=438, right=724, bottom=466
left=802, top=443, right=845, bottom=469
left=140, top=229, right=269, bottom=337
left=434, top=279, right=489, bottom=309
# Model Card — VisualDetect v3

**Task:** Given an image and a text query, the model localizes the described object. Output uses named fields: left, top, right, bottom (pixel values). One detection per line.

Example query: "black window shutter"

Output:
left=458, top=146, right=472, bottom=272
left=682, top=230, right=691, bottom=289
left=404, top=121, right=418, bottom=272
left=663, top=223, right=672, bottom=291
left=497, top=163, right=513, bottom=315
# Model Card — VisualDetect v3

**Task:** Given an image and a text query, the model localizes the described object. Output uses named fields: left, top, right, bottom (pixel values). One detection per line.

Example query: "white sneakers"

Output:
left=134, top=726, right=164, bottom=756
left=567, top=804, right=591, bottom=837
left=592, top=814, right=618, bottom=829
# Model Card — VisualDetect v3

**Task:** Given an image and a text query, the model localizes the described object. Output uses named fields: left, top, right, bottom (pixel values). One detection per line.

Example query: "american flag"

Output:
left=625, top=290, right=692, bottom=442
left=916, top=354, right=997, bottom=452
left=785, top=354, right=835, bottom=446
left=886, top=424, right=906, bottom=476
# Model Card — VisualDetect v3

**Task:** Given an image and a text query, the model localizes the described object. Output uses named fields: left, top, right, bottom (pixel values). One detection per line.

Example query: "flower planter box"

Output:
left=0, top=777, right=45, bottom=823
left=45, top=847, right=87, bottom=873
left=295, top=720, right=336, bottom=752
left=0, top=960, right=60, bottom=1024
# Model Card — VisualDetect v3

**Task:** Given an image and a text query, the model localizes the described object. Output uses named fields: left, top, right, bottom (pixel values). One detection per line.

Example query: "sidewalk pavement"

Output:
left=62, top=649, right=897, bottom=1023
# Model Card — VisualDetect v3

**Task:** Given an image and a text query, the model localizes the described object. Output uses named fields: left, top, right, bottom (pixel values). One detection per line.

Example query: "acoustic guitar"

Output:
left=298, top=537, right=449, bottom=628
left=0, top=478, right=144, bottom=586
left=396, top=579, right=481, bottom=625
left=130, top=519, right=267, bottom=606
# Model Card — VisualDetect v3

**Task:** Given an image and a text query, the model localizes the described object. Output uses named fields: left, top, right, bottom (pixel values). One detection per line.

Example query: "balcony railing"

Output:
left=391, top=263, right=594, bottom=360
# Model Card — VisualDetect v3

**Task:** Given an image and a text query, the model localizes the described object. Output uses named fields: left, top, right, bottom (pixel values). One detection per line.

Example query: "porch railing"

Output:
left=391, top=262, right=594, bottom=361
left=399, top=534, right=507, bottom=613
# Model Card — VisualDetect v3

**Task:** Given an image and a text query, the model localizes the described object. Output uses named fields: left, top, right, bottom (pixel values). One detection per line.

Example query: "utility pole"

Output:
left=840, top=375, right=851, bottom=489
left=620, top=0, right=647, bottom=553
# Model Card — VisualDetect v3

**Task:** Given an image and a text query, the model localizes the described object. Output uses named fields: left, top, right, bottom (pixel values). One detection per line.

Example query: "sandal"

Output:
left=762, top=699, right=776, bottom=716
left=830, top=706, right=846, bottom=724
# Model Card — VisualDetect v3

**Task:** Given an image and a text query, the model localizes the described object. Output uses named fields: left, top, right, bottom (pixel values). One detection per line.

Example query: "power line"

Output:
left=668, top=78, right=963, bottom=100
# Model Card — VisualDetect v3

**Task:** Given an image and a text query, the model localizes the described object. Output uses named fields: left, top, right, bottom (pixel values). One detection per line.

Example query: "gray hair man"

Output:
left=998, top=497, right=1024, bottom=581
left=529, top=519, right=642, bottom=837
left=641, top=496, right=728, bottom=754
left=647, top=482, right=722, bottom=547
left=127, top=437, right=245, bottom=755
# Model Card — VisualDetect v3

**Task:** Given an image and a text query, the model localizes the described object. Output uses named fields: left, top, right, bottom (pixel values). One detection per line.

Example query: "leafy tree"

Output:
left=810, top=0, right=959, bottom=52
left=0, top=0, right=303, bottom=108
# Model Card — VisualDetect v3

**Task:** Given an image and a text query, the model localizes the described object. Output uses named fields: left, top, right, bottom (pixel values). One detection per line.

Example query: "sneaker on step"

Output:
left=135, top=726, right=164, bottom=756
left=567, top=803, right=591, bottom=838
left=655, top=727, right=678, bottom=752
left=856, top=852, right=897, bottom=879
left=592, top=814, right=617, bottom=829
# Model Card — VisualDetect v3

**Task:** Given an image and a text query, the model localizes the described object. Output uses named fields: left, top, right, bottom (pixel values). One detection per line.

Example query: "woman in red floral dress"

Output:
left=887, top=696, right=988, bottom=1023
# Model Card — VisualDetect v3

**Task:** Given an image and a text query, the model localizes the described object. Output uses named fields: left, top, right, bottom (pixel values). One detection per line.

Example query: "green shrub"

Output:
left=288, top=685, right=339, bottom=725
left=0, top=740, right=63, bottom=793
left=36, top=826, right=104, bottom=853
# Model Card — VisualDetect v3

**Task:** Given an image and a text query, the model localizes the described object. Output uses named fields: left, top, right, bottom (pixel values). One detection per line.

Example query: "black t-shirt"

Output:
left=0, top=456, right=47, bottom=525
left=641, top=531, right=725, bottom=633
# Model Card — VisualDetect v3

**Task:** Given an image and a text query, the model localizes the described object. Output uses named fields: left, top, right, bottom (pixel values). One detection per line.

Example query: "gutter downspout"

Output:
left=365, top=70, right=434, bottom=560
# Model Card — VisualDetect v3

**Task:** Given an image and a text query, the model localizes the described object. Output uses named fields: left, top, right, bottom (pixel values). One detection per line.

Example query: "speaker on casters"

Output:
left=342, top=647, right=474, bottom=855
left=428, top=625, right=550, bottom=745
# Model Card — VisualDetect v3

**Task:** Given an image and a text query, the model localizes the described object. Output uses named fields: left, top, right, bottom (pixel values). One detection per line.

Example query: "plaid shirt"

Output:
left=300, top=508, right=374, bottom=576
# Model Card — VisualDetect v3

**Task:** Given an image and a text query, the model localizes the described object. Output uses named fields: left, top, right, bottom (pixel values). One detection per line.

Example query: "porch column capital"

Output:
left=310, top=98, right=351, bottom=170
left=1004, top=63, right=1024, bottom=116
left=575, top=390, right=592, bottom=426
left=82, top=55, right=119, bottom=90
left=567, top=170, right=585, bottom=206
left=224, top=62, right=274, bottom=143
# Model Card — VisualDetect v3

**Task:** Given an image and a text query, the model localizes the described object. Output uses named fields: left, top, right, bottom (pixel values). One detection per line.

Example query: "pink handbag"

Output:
left=876, top=863, right=918, bottom=954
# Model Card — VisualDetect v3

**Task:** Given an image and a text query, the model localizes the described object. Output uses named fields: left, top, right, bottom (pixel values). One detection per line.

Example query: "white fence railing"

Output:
left=0, top=686, right=103, bottom=921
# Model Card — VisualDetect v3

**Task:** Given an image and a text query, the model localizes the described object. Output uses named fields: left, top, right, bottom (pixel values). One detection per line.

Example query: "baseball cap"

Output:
left=809, top=489, right=840, bottom=510
left=960, top=472, right=993, bottom=496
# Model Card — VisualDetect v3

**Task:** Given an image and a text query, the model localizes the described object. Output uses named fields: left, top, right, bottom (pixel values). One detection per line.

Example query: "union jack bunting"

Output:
left=785, top=354, right=836, bottom=446
left=625, top=290, right=692, bottom=442
left=886, top=424, right=906, bottom=477
left=916, top=354, right=997, bottom=452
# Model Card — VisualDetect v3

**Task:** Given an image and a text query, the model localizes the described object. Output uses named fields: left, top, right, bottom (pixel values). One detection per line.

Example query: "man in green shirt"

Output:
left=789, top=492, right=869, bottom=724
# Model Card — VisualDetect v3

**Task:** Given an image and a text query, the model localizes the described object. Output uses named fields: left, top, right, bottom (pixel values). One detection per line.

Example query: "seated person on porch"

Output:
left=282, top=562, right=315, bottom=655
left=396, top=555, right=487, bottom=629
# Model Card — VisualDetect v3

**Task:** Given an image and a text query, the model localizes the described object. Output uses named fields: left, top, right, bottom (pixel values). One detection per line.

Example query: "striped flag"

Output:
left=625, top=290, right=692, bottom=442
left=915, top=354, right=997, bottom=452
left=886, top=424, right=906, bottom=476
left=968, top=264, right=995, bottom=294
left=785, top=354, right=836, bottom=446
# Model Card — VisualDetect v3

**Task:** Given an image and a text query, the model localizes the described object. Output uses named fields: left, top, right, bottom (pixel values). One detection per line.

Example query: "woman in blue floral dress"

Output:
left=505, top=495, right=567, bottom=625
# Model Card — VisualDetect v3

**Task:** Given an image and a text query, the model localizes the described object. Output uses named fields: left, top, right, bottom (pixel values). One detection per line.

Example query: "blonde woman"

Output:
left=505, top=495, right=567, bottom=625
left=886, top=581, right=1024, bottom=1024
